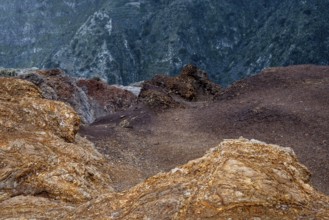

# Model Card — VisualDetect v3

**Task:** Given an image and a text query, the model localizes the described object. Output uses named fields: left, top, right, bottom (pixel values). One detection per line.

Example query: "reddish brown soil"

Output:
left=77, top=79, right=136, bottom=108
left=79, top=65, right=329, bottom=195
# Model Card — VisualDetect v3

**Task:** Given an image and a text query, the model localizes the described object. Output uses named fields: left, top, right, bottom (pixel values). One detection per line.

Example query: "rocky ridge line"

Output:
left=1, top=68, right=138, bottom=124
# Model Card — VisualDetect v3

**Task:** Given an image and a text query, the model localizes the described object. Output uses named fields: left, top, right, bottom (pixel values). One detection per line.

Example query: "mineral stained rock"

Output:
left=0, top=78, right=113, bottom=218
left=64, top=138, right=329, bottom=219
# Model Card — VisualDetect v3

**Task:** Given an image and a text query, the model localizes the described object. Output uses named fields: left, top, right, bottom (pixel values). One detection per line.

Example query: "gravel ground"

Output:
left=80, top=65, right=329, bottom=195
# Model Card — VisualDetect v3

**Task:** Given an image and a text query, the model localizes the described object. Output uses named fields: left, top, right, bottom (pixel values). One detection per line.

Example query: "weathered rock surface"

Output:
left=0, top=195, right=76, bottom=219
left=77, top=78, right=137, bottom=120
left=0, top=78, right=113, bottom=218
left=1, top=67, right=329, bottom=219
left=138, top=64, right=221, bottom=110
left=16, top=69, right=137, bottom=123
left=0, top=77, right=79, bottom=142
left=63, top=138, right=329, bottom=219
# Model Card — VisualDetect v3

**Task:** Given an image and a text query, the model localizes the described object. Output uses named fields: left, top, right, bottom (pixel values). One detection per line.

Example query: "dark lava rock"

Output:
left=138, top=65, right=221, bottom=110
left=138, top=82, right=181, bottom=110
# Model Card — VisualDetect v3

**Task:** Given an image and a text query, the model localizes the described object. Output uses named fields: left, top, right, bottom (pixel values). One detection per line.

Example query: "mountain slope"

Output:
left=0, top=0, right=106, bottom=68
left=80, top=65, right=329, bottom=195
left=1, top=1, right=329, bottom=85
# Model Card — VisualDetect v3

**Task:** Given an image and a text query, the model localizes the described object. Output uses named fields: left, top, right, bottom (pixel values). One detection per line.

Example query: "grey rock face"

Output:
left=0, top=0, right=106, bottom=68
left=0, top=68, right=137, bottom=124
left=1, top=0, right=329, bottom=86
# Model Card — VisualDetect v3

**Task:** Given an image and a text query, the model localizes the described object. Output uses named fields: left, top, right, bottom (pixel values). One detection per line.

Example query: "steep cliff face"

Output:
left=0, top=0, right=106, bottom=68
left=2, top=0, right=329, bottom=86
left=48, top=0, right=269, bottom=84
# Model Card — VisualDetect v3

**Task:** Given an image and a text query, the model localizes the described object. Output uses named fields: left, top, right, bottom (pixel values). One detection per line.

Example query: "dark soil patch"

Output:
left=79, top=65, right=329, bottom=195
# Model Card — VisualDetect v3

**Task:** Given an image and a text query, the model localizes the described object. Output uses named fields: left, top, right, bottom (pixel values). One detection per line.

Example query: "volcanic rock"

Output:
left=77, top=79, right=137, bottom=120
left=0, top=78, right=113, bottom=218
left=1, top=66, right=329, bottom=219
left=138, top=82, right=181, bottom=110
left=81, top=64, right=329, bottom=195
left=138, top=64, right=221, bottom=109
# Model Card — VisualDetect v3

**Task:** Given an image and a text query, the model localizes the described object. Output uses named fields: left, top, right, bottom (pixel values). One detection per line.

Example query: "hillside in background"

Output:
left=1, top=0, right=329, bottom=85
left=0, top=0, right=106, bottom=67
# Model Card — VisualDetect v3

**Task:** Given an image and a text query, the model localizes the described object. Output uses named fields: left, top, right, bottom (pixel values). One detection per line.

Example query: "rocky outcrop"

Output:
left=79, top=64, right=329, bottom=196
left=0, top=77, right=79, bottom=142
left=0, top=78, right=113, bottom=211
left=77, top=79, right=137, bottom=120
left=63, top=138, right=329, bottom=219
left=1, top=75, right=329, bottom=219
left=138, top=64, right=221, bottom=109
left=17, top=69, right=137, bottom=123
left=18, top=69, right=96, bottom=123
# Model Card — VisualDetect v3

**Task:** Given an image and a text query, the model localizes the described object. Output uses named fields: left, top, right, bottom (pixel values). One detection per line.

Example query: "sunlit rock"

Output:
left=64, top=138, right=329, bottom=219
left=0, top=78, right=113, bottom=207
